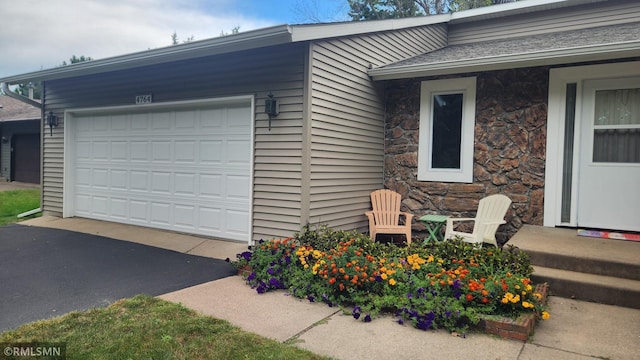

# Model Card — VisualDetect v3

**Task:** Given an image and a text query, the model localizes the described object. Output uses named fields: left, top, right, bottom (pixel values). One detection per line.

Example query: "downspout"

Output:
left=1, top=82, right=42, bottom=109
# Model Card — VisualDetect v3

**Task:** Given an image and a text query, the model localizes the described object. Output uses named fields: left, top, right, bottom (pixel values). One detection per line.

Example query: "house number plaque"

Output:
left=135, top=94, right=153, bottom=104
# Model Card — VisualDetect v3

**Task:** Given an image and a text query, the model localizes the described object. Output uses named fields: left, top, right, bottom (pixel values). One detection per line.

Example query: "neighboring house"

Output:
left=0, top=95, right=41, bottom=184
left=0, top=0, right=638, bottom=244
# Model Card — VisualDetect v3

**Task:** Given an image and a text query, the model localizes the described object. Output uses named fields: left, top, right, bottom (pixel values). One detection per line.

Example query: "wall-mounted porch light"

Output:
left=46, top=111, right=58, bottom=136
left=265, top=93, right=279, bottom=131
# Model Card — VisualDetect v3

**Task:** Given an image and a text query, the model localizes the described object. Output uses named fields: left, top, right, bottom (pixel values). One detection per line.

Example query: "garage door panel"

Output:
left=131, top=142, right=149, bottom=161
left=151, top=172, right=171, bottom=193
left=71, top=102, right=251, bottom=241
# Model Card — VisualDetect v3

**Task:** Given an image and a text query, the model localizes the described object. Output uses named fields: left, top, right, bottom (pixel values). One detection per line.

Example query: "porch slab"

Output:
left=508, top=225, right=640, bottom=280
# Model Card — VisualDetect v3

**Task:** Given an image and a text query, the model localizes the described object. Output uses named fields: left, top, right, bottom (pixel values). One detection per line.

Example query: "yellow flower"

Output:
left=521, top=301, right=534, bottom=309
left=389, top=278, right=396, bottom=286
left=381, top=273, right=388, bottom=280
left=541, top=311, right=550, bottom=320
left=304, top=264, right=309, bottom=269
left=510, top=294, right=521, bottom=304
left=427, top=255, right=434, bottom=263
left=526, top=284, right=533, bottom=292
left=533, top=292, right=542, bottom=300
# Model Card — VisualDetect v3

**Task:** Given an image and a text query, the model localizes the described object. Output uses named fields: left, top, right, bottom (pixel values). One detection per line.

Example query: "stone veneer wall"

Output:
left=384, top=67, right=549, bottom=245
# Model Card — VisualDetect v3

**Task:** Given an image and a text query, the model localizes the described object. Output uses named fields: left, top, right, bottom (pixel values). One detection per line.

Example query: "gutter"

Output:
left=1, top=82, right=42, bottom=109
left=368, top=41, right=640, bottom=80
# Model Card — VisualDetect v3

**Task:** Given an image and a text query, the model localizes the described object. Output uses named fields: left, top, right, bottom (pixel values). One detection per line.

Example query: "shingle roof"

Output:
left=370, top=21, right=640, bottom=79
left=0, top=95, right=41, bottom=122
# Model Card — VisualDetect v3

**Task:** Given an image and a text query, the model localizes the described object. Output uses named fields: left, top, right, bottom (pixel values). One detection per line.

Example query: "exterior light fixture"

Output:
left=264, top=93, right=278, bottom=131
left=46, top=111, right=58, bottom=136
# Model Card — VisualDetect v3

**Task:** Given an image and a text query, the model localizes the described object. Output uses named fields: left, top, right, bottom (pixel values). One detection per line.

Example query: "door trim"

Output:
left=545, top=61, right=640, bottom=228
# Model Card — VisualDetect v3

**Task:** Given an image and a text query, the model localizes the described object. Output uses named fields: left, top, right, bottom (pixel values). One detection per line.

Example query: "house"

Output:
left=1, top=0, right=638, bottom=245
left=0, top=95, right=41, bottom=184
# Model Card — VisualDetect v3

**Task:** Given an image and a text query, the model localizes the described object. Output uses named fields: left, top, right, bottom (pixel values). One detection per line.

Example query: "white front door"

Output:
left=577, top=78, right=640, bottom=231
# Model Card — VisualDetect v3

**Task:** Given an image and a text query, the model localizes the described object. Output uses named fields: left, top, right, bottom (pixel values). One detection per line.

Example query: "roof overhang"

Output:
left=0, top=25, right=295, bottom=84
left=0, top=15, right=451, bottom=85
left=369, top=41, right=640, bottom=80
left=0, top=0, right=617, bottom=85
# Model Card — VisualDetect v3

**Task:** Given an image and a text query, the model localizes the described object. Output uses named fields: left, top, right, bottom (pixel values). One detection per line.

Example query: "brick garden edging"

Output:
left=477, top=283, right=549, bottom=341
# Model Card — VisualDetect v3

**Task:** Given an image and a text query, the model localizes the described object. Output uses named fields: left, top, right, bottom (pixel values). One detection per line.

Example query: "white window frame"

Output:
left=418, top=77, right=476, bottom=183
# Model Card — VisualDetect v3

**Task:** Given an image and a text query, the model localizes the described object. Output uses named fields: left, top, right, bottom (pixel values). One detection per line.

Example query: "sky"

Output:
left=0, top=0, right=350, bottom=79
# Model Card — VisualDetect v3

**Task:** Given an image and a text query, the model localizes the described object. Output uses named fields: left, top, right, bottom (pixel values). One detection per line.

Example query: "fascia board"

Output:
left=0, top=25, right=293, bottom=84
left=289, top=14, right=450, bottom=42
left=369, top=41, right=640, bottom=80
left=449, top=0, right=606, bottom=24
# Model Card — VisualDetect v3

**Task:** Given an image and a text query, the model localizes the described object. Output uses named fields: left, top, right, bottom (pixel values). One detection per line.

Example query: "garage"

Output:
left=64, top=98, right=253, bottom=241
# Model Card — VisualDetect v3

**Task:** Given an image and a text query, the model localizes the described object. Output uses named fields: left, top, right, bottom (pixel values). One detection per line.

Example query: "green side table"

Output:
left=419, top=214, right=449, bottom=243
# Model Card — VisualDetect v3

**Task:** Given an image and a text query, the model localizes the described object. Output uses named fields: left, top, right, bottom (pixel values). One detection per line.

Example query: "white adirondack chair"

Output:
left=365, top=189, right=413, bottom=244
left=444, top=194, right=511, bottom=247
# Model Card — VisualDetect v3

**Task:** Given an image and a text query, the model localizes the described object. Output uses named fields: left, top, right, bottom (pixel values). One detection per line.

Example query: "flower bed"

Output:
left=231, top=225, right=549, bottom=338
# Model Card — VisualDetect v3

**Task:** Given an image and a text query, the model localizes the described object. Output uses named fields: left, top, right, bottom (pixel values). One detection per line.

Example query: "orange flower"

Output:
left=329, top=278, right=336, bottom=285
left=466, top=294, right=474, bottom=301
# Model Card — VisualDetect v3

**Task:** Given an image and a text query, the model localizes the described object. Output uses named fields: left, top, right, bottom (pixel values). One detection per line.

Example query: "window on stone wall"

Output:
left=418, top=77, right=476, bottom=183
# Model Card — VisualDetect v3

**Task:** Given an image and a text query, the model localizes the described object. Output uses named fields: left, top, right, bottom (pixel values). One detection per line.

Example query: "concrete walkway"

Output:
left=17, top=217, right=640, bottom=360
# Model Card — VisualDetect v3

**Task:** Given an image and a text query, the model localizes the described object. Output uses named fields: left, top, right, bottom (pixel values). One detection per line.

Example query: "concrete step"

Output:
left=532, top=265, right=640, bottom=309
left=509, top=225, right=640, bottom=281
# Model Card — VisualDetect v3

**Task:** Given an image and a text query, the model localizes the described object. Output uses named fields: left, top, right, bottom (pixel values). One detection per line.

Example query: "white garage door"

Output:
left=68, top=99, right=252, bottom=241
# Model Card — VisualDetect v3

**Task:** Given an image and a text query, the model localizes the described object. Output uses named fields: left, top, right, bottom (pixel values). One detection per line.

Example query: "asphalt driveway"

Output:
left=0, top=224, right=236, bottom=332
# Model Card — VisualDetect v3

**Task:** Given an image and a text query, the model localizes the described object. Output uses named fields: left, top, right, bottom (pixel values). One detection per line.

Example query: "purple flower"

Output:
left=239, top=251, right=252, bottom=261
left=268, top=277, right=282, bottom=288
left=307, top=295, right=315, bottom=303
left=364, top=314, right=372, bottom=323
left=247, top=272, right=256, bottom=281
left=267, top=267, right=275, bottom=275
left=224, top=257, right=230, bottom=262
left=352, top=306, right=361, bottom=320
left=258, top=239, right=265, bottom=244
left=397, top=318, right=404, bottom=325
left=256, top=281, right=267, bottom=294
left=452, top=280, right=462, bottom=290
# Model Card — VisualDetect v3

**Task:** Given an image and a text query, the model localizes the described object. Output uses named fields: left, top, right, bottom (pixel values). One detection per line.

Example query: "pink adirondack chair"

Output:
left=365, top=189, right=413, bottom=244
left=444, top=194, right=512, bottom=247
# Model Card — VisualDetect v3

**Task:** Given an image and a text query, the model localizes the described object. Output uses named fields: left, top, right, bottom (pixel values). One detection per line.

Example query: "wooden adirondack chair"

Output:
left=444, top=194, right=511, bottom=247
left=365, top=189, right=413, bottom=244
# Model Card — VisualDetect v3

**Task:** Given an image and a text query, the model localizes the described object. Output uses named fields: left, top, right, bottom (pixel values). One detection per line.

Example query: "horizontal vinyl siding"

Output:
left=308, top=25, right=447, bottom=231
left=43, top=43, right=307, bottom=242
left=449, top=0, right=640, bottom=45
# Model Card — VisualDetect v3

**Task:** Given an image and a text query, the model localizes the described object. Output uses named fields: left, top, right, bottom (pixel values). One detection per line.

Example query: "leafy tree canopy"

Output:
left=348, top=0, right=516, bottom=20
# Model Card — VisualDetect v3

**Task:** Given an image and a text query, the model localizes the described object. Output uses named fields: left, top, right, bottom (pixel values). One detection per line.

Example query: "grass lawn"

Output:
left=0, top=295, right=329, bottom=360
left=0, top=189, right=41, bottom=226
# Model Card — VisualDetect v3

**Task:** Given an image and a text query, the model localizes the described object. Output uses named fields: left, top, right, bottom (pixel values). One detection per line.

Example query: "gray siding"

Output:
left=449, top=0, right=640, bottom=45
left=306, top=25, right=447, bottom=231
left=43, top=43, right=307, bottom=241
